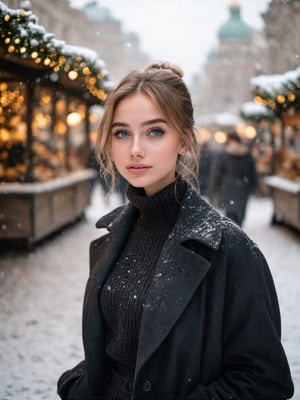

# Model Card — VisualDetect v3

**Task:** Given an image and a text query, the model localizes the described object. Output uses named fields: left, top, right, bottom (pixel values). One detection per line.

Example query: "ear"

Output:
left=178, top=142, right=187, bottom=156
left=178, top=130, right=193, bottom=155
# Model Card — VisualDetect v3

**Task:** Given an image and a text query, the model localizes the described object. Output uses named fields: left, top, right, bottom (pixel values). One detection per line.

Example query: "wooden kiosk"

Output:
left=265, top=175, right=300, bottom=231
left=249, top=69, right=300, bottom=232
left=0, top=4, right=111, bottom=248
left=0, top=170, right=95, bottom=248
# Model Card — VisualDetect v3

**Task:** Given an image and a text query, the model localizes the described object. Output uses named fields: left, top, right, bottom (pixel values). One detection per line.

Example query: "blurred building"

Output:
left=261, top=0, right=300, bottom=74
left=193, top=1, right=263, bottom=124
left=5, top=0, right=150, bottom=82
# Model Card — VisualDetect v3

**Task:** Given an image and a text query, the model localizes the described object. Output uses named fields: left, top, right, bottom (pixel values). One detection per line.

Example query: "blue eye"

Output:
left=148, top=128, right=164, bottom=137
left=114, top=130, right=129, bottom=138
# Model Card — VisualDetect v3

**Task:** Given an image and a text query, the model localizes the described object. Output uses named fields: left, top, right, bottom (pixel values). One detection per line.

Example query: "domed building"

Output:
left=218, top=1, right=253, bottom=41
left=195, top=1, right=263, bottom=124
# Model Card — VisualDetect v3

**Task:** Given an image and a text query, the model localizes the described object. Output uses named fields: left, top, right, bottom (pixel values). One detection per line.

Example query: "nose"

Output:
left=130, top=136, right=144, bottom=158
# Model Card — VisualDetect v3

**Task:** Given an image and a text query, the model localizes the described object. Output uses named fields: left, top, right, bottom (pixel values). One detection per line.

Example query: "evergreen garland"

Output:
left=0, top=1, right=112, bottom=103
left=250, top=67, right=300, bottom=116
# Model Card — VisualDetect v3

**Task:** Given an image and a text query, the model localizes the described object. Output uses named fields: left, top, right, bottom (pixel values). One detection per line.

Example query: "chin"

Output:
left=126, top=177, right=150, bottom=188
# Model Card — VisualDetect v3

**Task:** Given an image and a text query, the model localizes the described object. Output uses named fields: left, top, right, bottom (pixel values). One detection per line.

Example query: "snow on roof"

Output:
left=241, top=101, right=274, bottom=118
left=250, top=67, right=300, bottom=96
left=27, top=21, right=45, bottom=35
left=265, top=176, right=300, bottom=193
left=0, top=2, right=108, bottom=70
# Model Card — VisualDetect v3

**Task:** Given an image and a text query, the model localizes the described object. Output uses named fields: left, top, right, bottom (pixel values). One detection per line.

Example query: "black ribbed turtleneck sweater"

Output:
left=100, top=179, right=186, bottom=370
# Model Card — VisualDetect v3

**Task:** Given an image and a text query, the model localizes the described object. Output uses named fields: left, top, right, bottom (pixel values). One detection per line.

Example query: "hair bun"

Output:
left=145, top=61, right=184, bottom=78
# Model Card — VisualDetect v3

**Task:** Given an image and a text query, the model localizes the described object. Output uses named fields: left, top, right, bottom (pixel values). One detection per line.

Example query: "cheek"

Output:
left=152, top=146, right=179, bottom=169
left=158, top=141, right=182, bottom=159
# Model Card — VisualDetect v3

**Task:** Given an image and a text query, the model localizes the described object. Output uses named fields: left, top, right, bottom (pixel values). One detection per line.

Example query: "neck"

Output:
left=127, top=179, right=186, bottom=229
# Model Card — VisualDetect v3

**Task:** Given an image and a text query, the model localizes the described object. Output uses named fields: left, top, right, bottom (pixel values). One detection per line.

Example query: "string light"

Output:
left=267, top=100, right=276, bottom=109
left=288, top=93, right=296, bottom=102
left=43, top=57, right=51, bottom=66
left=277, top=95, right=285, bottom=104
left=68, top=70, right=78, bottom=80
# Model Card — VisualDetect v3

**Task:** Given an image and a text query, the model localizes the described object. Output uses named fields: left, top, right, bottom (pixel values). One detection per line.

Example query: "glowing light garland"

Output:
left=0, top=2, right=112, bottom=103
left=250, top=67, right=300, bottom=115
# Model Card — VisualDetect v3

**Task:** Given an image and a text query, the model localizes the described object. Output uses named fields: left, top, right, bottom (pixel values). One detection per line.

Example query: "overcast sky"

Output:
left=70, top=0, right=271, bottom=82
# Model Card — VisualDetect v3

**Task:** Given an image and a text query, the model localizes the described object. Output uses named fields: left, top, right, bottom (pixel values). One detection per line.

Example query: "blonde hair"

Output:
left=96, top=61, right=199, bottom=191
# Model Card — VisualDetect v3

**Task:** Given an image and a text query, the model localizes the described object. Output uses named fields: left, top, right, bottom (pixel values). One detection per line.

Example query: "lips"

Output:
left=126, top=164, right=151, bottom=174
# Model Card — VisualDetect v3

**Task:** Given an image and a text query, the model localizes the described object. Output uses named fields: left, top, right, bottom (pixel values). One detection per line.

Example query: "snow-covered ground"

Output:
left=244, top=196, right=300, bottom=400
left=0, top=184, right=299, bottom=399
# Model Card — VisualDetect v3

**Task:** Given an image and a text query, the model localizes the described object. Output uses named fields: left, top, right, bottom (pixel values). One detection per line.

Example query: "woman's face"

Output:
left=110, top=92, right=185, bottom=196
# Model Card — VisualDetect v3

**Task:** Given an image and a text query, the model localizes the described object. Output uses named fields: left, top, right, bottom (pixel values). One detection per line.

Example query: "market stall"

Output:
left=249, top=67, right=300, bottom=231
left=0, top=3, right=111, bottom=248
left=0, top=170, right=95, bottom=248
left=240, top=101, right=276, bottom=195
left=265, top=175, right=300, bottom=231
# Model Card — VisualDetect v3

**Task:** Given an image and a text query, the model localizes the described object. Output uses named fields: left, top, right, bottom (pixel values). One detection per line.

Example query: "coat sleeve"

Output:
left=57, top=233, right=112, bottom=399
left=189, top=233, right=294, bottom=399
left=248, top=153, right=258, bottom=192
left=214, top=152, right=226, bottom=188
left=57, top=360, right=89, bottom=399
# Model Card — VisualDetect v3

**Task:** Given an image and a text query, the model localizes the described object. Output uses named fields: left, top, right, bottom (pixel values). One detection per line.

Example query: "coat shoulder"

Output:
left=89, top=205, right=128, bottom=259
left=184, top=188, right=265, bottom=270
left=95, top=205, right=127, bottom=229
left=178, top=186, right=247, bottom=251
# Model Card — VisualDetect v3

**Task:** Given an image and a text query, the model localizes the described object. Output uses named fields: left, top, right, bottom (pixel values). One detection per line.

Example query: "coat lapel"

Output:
left=90, top=203, right=138, bottom=287
left=135, top=238, right=210, bottom=372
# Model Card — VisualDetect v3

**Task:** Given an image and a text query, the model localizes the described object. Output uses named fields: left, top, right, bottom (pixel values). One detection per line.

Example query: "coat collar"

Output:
left=96, top=185, right=223, bottom=251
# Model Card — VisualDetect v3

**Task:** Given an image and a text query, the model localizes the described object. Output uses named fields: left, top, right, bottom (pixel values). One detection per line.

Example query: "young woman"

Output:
left=57, top=62, right=294, bottom=399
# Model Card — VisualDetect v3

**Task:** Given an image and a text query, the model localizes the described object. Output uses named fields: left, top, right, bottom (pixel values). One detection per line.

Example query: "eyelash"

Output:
left=113, top=130, right=129, bottom=138
left=112, top=128, right=165, bottom=138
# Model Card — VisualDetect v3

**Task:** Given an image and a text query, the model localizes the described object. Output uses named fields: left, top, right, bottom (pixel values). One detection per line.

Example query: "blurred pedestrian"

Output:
left=214, top=131, right=258, bottom=226
left=198, top=141, right=212, bottom=198
left=88, top=143, right=100, bottom=191
left=57, top=62, right=293, bottom=400
left=88, top=144, right=107, bottom=192
left=115, top=172, right=128, bottom=204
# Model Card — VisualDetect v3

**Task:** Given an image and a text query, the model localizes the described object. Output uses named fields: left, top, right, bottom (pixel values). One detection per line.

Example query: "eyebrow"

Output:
left=111, top=118, right=167, bottom=129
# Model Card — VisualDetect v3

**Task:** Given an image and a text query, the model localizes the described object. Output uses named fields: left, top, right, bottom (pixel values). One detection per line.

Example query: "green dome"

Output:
left=83, top=1, right=114, bottom=23
left=218, top=3, right=253, bottom=39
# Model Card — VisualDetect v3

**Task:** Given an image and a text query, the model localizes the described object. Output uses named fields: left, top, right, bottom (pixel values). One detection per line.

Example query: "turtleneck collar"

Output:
left=126, top=178, right=187, bottom=229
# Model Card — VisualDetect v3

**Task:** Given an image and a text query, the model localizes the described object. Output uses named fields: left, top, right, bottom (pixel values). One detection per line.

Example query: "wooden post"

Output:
left=65, top=97, right=71, bottom=171
left=25, top=83, right=34, bottom=182
left=84, top=105, right=91, bottom=168
left=280, top=117, right=285, bottom=150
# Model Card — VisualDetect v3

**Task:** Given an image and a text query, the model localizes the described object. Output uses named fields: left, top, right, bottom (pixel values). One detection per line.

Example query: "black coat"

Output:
left=215, top=143, right=258, bottom=224
left=57, top=186, right=293, bottom=399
